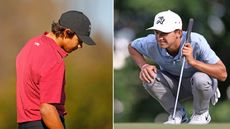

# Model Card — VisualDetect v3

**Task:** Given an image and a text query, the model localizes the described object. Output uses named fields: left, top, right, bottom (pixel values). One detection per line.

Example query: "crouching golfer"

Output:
left=16, top=10, right=95, bottom=129
left=128, top=10, right=227, bottom=124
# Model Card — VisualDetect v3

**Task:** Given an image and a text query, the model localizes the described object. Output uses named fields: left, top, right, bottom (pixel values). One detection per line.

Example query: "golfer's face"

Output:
left=154, top=30, right=177, bottom=48
left=63, top=35, right=83, bottom=53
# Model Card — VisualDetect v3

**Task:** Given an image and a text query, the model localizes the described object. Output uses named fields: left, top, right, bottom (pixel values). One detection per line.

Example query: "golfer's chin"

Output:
left=157, top=42, right=168, bottom=48
left=65, top=48, right=78, bottom=53
left=159, top=44, right=168, bottom=48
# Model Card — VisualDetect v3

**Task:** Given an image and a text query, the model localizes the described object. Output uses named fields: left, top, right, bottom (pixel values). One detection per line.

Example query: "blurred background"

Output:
left=0, top=0, right=112, bottom=129
left=114, top=0, right=230, bottom=123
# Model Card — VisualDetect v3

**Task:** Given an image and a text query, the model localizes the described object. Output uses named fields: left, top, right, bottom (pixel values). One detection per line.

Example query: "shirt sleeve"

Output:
left=198, top=35, right=220, bottom=64
left=130, top=34, right=155, bottom=58
left=39, top=61, right=65, bottom=104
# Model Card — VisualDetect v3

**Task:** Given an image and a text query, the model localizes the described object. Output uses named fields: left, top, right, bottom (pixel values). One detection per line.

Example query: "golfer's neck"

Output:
left=46, top=32, right=62, bottom=47
left=166, top=40, right=181, bottom=56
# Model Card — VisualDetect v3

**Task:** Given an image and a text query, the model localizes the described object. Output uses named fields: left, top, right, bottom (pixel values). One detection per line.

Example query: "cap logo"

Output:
left=34, top=42, right=40, bottom=46
left=88, top=24, right=91, bottom=32
left=156, top=16, right=165, bottom=24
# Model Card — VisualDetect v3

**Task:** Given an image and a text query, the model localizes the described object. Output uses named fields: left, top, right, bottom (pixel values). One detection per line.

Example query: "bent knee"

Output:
left=191, top=72, right=212, bottom=90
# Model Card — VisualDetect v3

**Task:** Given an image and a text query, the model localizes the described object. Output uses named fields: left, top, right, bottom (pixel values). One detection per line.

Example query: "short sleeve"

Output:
left=131, top=34, right=156, bottom=58
left=39, top=61, right=65, bottom=104
left=198, top=35, right=220, bottom=64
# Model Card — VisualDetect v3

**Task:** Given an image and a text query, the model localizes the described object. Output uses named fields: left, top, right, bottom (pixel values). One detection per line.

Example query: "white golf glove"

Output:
left=211, top=87, right=221, bottom=105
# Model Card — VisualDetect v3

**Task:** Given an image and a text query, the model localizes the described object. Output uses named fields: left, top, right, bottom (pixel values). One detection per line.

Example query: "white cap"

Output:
left=147, top=10, right=182, bottom=33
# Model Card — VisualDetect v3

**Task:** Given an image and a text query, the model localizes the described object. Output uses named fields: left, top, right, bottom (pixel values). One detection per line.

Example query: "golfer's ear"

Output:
left=63, top=29, right=69, bottom=39
left=175, top=29, right=182, bottom=38
left=63, top=29, right=74, bottom=39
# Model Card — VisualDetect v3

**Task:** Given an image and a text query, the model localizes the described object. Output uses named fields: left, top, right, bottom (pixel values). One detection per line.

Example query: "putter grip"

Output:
left=185, top=18, right=194, bottom=43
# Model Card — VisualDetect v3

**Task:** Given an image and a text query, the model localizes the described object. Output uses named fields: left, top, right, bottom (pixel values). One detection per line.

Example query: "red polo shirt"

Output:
left=16, top=32, right=68, bottom=123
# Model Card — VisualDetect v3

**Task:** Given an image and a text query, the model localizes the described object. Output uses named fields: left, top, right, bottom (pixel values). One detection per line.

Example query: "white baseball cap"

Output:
left=147, top=10, right=182, bottom=33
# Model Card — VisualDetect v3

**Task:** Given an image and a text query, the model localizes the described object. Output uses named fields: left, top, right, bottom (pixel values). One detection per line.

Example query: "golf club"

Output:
left=172, top=18, right=194, bottom=121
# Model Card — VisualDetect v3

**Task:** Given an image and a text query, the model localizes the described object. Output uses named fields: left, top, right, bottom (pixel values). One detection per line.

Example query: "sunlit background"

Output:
left=0, top=0, right=113, bottom=129
left=114, top=0, right=230, bottom=123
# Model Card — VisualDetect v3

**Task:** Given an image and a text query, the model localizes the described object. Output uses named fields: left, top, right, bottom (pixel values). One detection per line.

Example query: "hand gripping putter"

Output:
left=172, top=18, right=194, bottom=121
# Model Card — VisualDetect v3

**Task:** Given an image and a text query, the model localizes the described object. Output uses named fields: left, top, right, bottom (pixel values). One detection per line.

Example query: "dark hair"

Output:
left=51, top=22, right=76, bottom=38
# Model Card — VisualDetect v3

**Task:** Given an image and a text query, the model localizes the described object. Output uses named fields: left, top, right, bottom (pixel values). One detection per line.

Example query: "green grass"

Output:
left=114, top=123, right=230, bottom=129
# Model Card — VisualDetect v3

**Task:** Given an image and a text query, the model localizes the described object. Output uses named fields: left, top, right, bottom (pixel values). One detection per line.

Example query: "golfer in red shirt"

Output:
left=16, top=10, right=95, bottom=129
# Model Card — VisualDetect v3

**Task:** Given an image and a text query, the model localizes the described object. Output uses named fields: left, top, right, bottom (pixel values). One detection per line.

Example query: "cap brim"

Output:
left=78, top=35, right=96, bottom=45
left=146, top=26, right=174, bottom=33
left=146, top=26, right=155, bottom=30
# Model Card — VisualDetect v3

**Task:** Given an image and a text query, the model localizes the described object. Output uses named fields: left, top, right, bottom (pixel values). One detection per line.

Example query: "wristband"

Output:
left=141, top=64, right=149, bottom=69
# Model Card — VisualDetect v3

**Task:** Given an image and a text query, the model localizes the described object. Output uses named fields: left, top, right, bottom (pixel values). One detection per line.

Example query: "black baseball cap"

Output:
left=59, top=10, right=96, bottom=45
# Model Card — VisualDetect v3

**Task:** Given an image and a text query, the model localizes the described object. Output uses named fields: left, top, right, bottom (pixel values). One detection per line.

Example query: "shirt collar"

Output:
left=42, top=32, right=68, bottom=58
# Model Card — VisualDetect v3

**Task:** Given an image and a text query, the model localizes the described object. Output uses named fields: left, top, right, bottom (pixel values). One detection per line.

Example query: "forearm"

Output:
left=190, top=60, right=227, bottom=81
left=183, top=43, right=227, bottom=81
left=40, top=103, right=65, bottom=129
left=128, top=44, right=147, bottom=68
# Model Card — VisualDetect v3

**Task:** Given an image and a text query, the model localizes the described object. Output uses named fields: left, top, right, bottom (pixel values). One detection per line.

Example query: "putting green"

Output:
left=114, top=123, right=230, bottom=129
